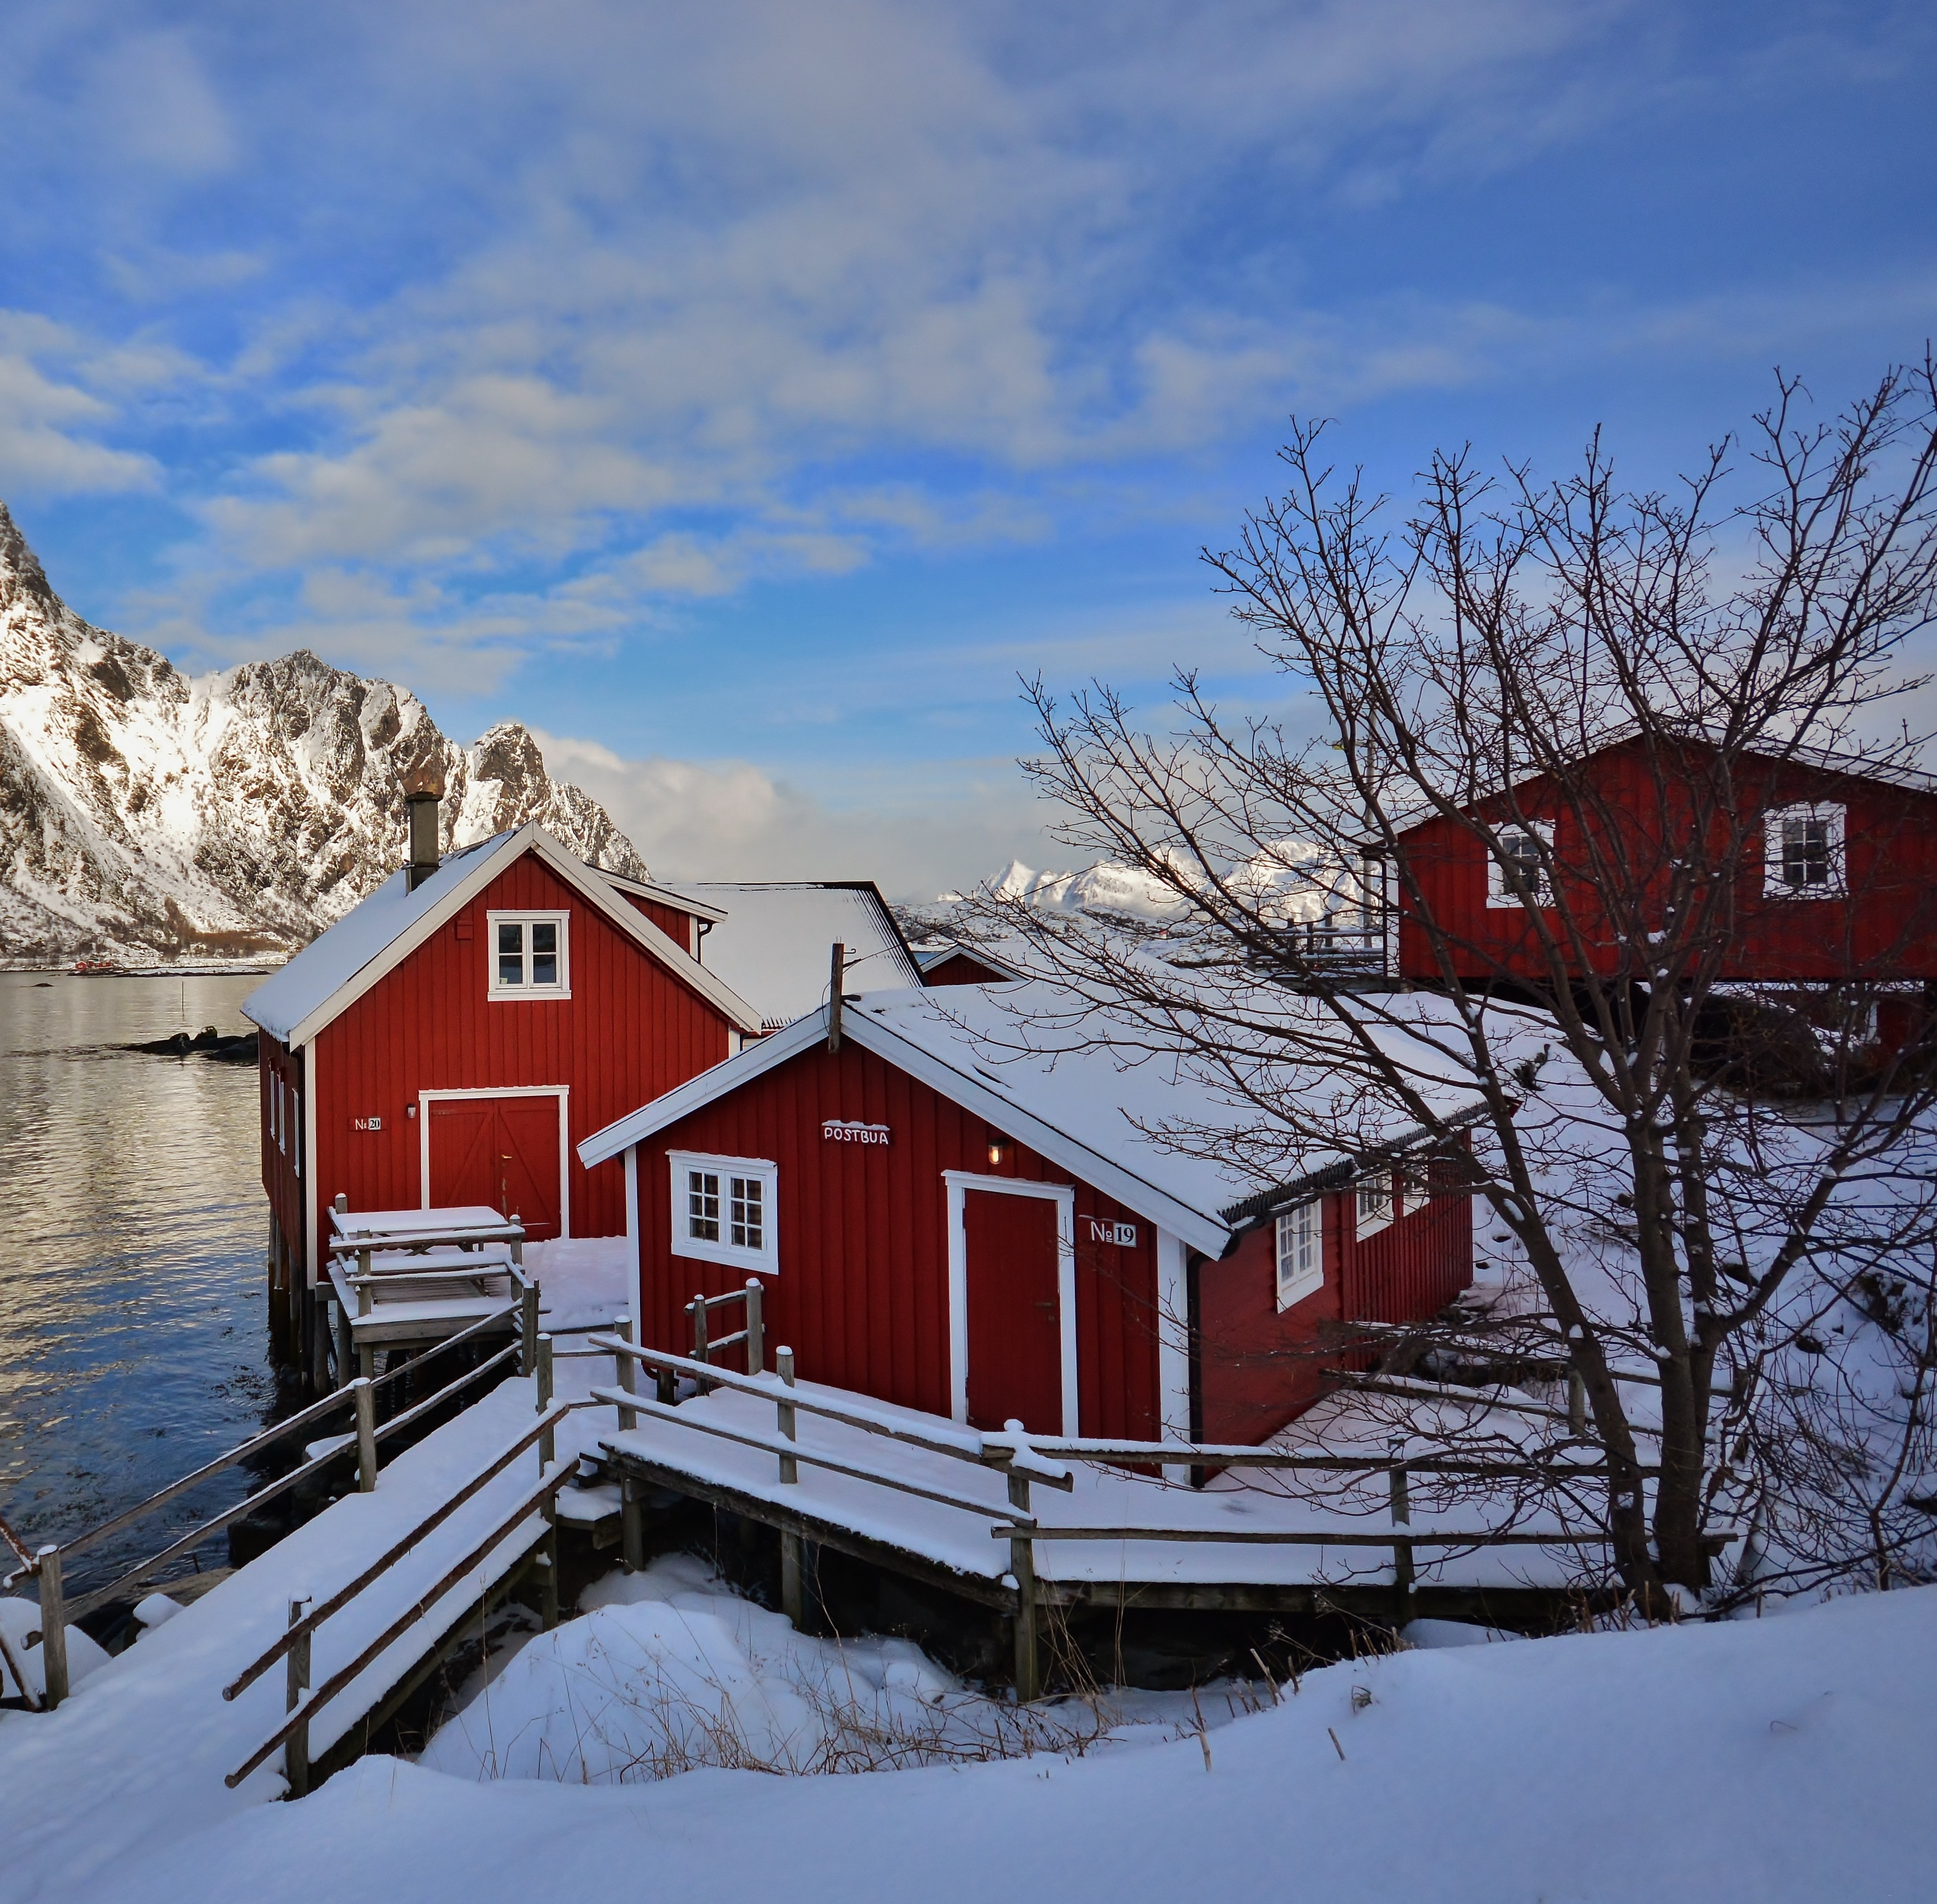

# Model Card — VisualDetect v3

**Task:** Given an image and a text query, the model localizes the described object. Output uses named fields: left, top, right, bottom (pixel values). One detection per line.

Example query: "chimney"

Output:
left=403, top=764, right=445, bottom=890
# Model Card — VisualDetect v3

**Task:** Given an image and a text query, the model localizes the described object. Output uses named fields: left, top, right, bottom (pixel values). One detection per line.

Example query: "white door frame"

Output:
left=943, top=1170, right=1077, bottom=1437
left=419, top=1085, right=572, bottom=1238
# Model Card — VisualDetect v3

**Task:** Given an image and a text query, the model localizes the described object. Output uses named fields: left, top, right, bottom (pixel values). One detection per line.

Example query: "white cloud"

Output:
left=529, top=727, right=1061, bottom=900
left=0, top=316, right=160, bottom=497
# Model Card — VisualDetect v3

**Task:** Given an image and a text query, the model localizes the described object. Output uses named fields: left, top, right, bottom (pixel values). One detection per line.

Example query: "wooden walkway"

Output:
left=0, top=1383, right=575, bottom=1901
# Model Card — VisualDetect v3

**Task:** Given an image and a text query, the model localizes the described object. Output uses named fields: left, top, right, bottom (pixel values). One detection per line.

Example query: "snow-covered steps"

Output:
left=0, top=1379, right=592, bottom=1903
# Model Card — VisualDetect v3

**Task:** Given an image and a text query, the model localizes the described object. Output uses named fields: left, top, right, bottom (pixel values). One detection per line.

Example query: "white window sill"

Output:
left=1276, top=1271, right=1323, bottom=1313
left=487, top=986, right=573, bottom=1002
left=673, top=1240, right=777, bottom=1276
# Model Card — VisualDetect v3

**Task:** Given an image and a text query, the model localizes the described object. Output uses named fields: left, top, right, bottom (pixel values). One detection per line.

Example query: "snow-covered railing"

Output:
left=222, top=1397, right=576, bottom=1798
left=4, top=1297, right=535, bottom=1711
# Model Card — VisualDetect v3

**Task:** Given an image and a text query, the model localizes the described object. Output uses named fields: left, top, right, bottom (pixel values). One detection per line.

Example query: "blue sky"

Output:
left=2, top=1, right=1933, bottom=895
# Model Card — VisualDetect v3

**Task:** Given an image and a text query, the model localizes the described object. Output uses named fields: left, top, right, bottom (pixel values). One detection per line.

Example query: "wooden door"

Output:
left=427, top=1095, right=563, bottom=1239
left=963, top=1188, right=1063, bottom=1432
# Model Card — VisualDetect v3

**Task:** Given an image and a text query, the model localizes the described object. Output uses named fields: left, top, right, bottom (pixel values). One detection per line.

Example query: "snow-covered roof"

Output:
left=579, top=982, right=1486, bottom=1257
left=654, top=881, right=924, bottom=1030
left=244, top=824, right=762, bottom=1046
left=601, top=871, right=729, bottom=925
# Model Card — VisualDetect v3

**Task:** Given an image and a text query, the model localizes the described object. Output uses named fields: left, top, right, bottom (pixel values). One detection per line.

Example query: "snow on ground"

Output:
left=524, top=1236, right=631, bottom=1334
left=0, top=1381, right=596, bottom=1904
left=420, top=1554, right=1227, bottom=1784
left=55, top=1583, right=1937, bottom=1904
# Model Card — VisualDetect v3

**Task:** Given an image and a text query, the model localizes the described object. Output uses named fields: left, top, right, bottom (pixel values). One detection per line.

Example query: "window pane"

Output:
left=688, top=1170, right=720, bottom=1242
left=497, top=921, right=524, bottom=986
left=532, top=950, right=558, bottom=986
left=530, top=920, right=558, bottom=986
left=1782, top=815, right=1830, bottom=886
left=730, top=1176, right=763, bottom=1250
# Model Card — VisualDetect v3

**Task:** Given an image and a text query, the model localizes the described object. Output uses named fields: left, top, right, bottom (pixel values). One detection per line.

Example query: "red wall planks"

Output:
left=633, top=1037, right=1165, bottom=1440
left=290, top=853, right=734, bottom=1266
left=1395, top=740, right=1937, bottom=985
left=1196, top=1169, right=1473, bottom=1446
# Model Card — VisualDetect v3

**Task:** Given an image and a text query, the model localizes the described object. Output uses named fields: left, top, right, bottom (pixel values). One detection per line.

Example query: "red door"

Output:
left=427, top=1095, right=564, bottom=1239
left=963, top=1189, right=1063, bottom=1432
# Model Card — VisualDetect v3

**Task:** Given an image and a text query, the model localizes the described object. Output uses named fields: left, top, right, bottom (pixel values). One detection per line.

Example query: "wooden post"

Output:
left=354, top=1377, right=377, bottom=1493
left=308, top=1290, right=330, bottom=1396
left=691, top=1293, right=709, bottom=1394
left=538, top=1509, right=560, bottom=1631
left=620, top=1475, right=645, bottom=1575
left=333, top=1192, right=348, bottom=1217
left=332, top=1300, right=352, bottom=1393
left=535, top=1336, right=554, bottom=1469
left=776, top=1346, right=799, bottom=1483
left=356, top=1248, right=373, bottom=1314
left=1569, top=1369, right=1588, bottom=1438
left=285, top=1596, right=311, bottom=1799
left=828, top=942, right=845, bottom=1052
left=35, top=1547, right=68, bottom=1710
left=614, top=1316, right=638, bottom=1432
left=1388, top=1434, right=1415, bottom=1605
left=776, top=1344, right=804, bottom=1626
left=1006, top=1462, right=1040, bottom=1703
left=521, top=1279, right=539, bottom=1374
left=744, top=1279, right=764, bottom=1376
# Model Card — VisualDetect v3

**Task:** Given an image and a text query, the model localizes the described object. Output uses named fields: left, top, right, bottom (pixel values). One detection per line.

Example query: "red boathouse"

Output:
left=243, top=805, right=763, bottom=1382
left=578, top=984, right=1479, bottom=1447
left=1376, top=735, right=1937, bottom=989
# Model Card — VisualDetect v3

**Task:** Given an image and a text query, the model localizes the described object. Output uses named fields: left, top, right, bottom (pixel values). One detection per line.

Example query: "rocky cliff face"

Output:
left=0, top=503, right=648, bottom=964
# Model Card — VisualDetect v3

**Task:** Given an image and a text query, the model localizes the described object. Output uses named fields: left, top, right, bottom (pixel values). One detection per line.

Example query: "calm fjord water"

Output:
left=0, top=972, right=286, bottom=1607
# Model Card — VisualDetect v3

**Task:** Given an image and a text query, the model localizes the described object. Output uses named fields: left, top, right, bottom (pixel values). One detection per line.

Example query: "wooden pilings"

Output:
left=285, top=1596, right=312, bottom=1798
left=354, top=1379, right=377, bottom=1494
left=35, top=1547, right=68, bottom=1710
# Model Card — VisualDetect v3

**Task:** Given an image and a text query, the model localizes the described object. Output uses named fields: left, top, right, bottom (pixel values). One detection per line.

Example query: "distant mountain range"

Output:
left=0, top=503, right=647, bottom=966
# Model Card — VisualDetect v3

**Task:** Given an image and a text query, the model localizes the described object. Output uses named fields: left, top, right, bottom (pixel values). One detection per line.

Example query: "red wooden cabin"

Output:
left=1378, top=736, right=1937, bottom=989
left=243, top=811, right=762, bottom=1381
left=578, top=984, right=1477, bottom=1447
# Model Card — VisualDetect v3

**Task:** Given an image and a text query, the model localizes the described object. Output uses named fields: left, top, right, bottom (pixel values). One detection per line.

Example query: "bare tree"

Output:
left=974, top=364, right=1937, bottom=1607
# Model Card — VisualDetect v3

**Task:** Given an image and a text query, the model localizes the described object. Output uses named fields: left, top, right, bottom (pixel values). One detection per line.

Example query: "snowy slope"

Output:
left=0, top=502, right=647, bottom=965
left=59, top=1583, right=1937, bottom=1904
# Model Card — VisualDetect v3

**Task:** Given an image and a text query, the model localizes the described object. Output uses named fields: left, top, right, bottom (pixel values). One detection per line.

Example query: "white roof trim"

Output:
left=601, top=871, right=729, bottom=924
left=577, top=1003, right=1234, bottom=1256
left=250, top=824, right=762, bottom=1047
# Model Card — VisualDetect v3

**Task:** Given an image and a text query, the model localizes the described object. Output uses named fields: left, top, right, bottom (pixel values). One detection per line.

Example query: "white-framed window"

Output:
left=1357, top=1169, right=1394, bottom=1238
left=1763, top=803, right=1845, bottom=899
left=1486, top=820, right=1554, bottom=909
left=669, top=1149, right=779, bottom=1274
left=1275, top=1201, right=1323, bottom=1310
left=488, top=910, right=571, bottom=998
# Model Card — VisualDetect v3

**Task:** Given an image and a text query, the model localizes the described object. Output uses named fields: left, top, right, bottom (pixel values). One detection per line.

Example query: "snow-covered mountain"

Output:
left=968, top=844, right=1346, bottom=927
left=0, top=503, right=648, bottom=965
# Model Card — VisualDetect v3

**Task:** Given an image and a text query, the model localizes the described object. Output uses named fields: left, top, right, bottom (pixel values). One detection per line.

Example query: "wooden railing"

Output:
left=583, top=1334, right=1728, bottom=1700
left=684, top=1279, right=765, bottom=1386
left=3, top=1292, right=539, bottom=1710
left=223, top=1391, right=577, bottom=1797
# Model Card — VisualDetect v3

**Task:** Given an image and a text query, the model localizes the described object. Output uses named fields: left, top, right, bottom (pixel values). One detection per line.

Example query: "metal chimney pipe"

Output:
left=402, top=764, right=445, bottom=890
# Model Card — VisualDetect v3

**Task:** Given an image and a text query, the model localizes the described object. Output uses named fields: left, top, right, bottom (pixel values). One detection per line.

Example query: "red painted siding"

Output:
left=924, top=953, right=1009, bottom=986
left=1395, top=740, right=1937, bottom=984
left=282, top=852, right=735, bottom=1274
left=634, top=1037, right=1164, bottom=1439
left=617, top=889, right=702, bottom=956
left=1198, top=1159, right=1473, bottom=1445
left=259, top=1035, right=305, bottom=1278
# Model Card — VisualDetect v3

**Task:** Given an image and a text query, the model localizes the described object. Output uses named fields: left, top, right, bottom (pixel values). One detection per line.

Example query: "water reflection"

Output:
left=0, top=972, right=289, bottom=1610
